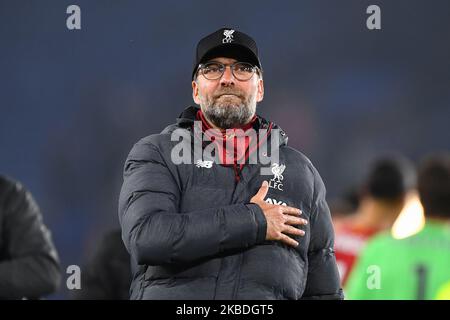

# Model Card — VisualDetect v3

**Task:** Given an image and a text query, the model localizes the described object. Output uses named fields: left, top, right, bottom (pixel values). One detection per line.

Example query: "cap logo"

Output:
left=222, top=29, right=235, bottom=44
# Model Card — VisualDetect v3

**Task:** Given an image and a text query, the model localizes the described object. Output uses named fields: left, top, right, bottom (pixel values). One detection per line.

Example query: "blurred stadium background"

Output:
left=0, top=0, right=449, bottom=299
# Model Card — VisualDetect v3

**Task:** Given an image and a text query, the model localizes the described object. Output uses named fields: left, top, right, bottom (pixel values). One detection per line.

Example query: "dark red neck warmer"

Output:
left=195, top=109, right=259, bottom=181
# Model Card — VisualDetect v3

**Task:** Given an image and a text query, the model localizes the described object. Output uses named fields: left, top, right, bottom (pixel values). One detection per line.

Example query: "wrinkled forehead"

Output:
left=204, top=57, right=238, bottom=64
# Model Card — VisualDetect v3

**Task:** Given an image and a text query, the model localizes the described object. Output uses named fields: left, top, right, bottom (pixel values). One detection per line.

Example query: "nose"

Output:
left=220, top=65, right=235, bottom=86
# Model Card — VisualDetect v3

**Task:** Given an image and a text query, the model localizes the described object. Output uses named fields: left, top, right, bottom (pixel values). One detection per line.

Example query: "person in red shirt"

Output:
left=334, top=156, right=416, bottom=285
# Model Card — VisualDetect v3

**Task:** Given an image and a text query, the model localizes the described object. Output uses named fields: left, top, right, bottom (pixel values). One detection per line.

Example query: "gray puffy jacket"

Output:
left=119, top=106, right=343, bottom=300
left=0, top=175, right=61, bottom=299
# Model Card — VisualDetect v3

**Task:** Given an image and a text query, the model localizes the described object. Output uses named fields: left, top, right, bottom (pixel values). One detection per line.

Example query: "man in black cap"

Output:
left=119, top=28, right=343, bottom=300
left=191, top=28, right=264, bottom=131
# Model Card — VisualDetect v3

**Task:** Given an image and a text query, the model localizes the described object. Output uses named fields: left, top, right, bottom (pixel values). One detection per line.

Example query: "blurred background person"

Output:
left=334, top=156, right=416, bottom=285
left=345, top=153, right=450, bottom=299
left=0, top=175, right=61, bottom=299
left=329, top=186, right=359, bottom=225
left=72, top=229, right=131, bottom=300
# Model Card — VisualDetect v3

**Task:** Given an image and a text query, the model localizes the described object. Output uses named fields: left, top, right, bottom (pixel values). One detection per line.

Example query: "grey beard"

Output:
left=203, top=103, right=254, bottom=129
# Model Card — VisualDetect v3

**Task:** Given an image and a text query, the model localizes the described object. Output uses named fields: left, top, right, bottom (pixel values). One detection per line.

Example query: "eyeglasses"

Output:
left=196, top=62, right=260, bottom=81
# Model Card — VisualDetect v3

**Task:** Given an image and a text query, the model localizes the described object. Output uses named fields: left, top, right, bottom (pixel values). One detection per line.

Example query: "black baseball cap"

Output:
left=192, top=27, right=262, bottom=80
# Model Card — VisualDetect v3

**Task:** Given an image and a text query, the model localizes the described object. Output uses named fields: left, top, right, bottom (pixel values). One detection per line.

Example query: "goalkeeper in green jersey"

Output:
left=345, top=154, right=450, bottom=300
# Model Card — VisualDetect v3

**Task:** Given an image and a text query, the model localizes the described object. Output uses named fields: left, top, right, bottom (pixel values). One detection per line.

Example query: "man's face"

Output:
left=192, top=57, right=264, bottom=129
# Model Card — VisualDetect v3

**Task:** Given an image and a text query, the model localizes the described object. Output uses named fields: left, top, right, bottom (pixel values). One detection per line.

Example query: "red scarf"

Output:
left=195, top=109, right=273, bottom=182
left=196, top=110, right=257, bottom=166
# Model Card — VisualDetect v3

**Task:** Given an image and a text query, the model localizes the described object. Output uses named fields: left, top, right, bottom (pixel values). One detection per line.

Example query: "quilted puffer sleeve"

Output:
left=0, top=177, right=61, bottom=299
left=118, top=139, right=267, bottom=266
left=300, top=164, right=344, bottom=300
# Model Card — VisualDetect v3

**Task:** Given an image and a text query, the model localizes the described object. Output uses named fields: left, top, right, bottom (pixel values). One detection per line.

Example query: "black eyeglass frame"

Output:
left=195, top=61, right=262, bottom=81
